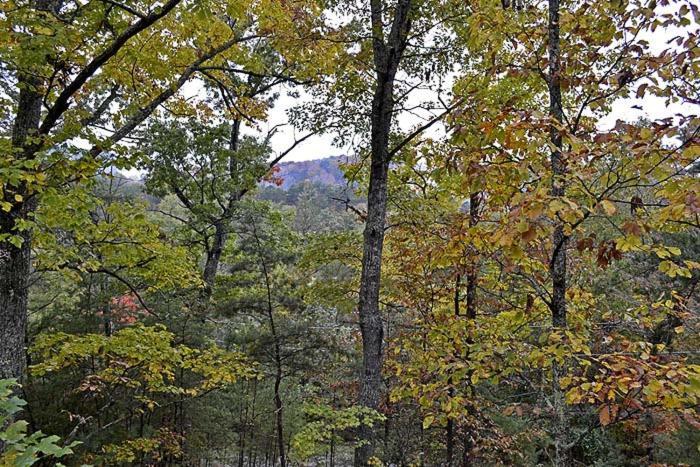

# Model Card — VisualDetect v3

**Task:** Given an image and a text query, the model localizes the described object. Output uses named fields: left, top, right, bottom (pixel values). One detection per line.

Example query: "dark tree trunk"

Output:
left=465, top=192, right=480, bottom=321
left=273, top=369, right=286, bottom=467
left=253, top=224, right=286, bottom=467
left=0, top=227, right=32, bottom=380
left=201, top=119, right=242, bottom=295
left=548, top=0, right=566, bottom=331
left=446, top=417, right=455, bottom=464
left=355, top=154, right=390, bottom=465
left=446, top=272, right=461, bottom=465
left=547, top=0, right=571, bottom=464
left=202, top=220, right=227, bottom=291
left=238, top=382, right=249, bottom=467
left=355, top=0, right=412, bottom=464
left=0, top=75, right=42, bottom=381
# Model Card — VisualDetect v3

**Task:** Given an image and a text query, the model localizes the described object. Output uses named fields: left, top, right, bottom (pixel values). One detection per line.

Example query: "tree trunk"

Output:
left=446, top=273, right=461, bottom=465
left=355, top=1, right=412, bottom=464
left=355, top=154, right=390, bottom=465
left=548, top=0, right=566, bottom=332
left=202, top=220, right=228, bottom=292
left=455, top=193, right=482, bottom=465
left=547, top=0, right=571, bottom=464
left=253, top=224, right=286, bottom=467
left=0, top=75, right=42, bottom=381
left=201, top=119, right=242, bottom=295
left=466, top=193, right=480, bottom=320
left=0, top=228, right=32, bottom=380
left=274, top=369, right=286, bottom=467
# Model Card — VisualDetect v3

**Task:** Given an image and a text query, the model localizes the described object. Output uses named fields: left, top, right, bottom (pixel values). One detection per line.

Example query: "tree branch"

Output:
left=39, top=0, right=183, bottom=135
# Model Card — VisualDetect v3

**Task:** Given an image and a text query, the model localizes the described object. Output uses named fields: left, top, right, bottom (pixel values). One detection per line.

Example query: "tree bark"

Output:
left=253, top=223, right=286, bottom=467
left=355, top=153, right=390, bottom=466
left=202, top=220, right=228, bottom=291
left=547, top=0, right=571, bottom=464
left=355, top=1, right=412, bottom=464
left=461, top=192, right=481, bottom=467
left=466, top=192, right=480, bottom=321
left=201, top=119, right=242, bottom=294
left=0, top=74, right=42, bottom=381
left=0, top=227, right=32, bottom=380
left=273, top=366, right=286, bottom=467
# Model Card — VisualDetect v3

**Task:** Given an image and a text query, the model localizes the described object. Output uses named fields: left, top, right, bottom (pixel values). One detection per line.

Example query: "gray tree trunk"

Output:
left=0, top=75, right=42, bottom=381
left=355, top=0, right=412, bottom=464
left=547, top=0, right=571, bottom=464
left=201, top=119, right=242, bottom=293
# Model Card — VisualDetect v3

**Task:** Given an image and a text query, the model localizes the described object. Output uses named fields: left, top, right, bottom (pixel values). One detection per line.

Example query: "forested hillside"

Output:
left=265, top=157, right=349, bottom=189
left=1, top=0, right=699, bottom=466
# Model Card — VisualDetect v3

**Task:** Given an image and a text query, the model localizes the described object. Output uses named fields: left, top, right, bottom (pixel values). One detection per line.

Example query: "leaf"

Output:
left=600, top=200, right=616, bottom=216
left=598, top=405, right=612, bottom=426
left=422, top=415, right=434, bottom=430
left=521, top=225, right=537, bottom=242
left=636, top=83, right=649, bottom=98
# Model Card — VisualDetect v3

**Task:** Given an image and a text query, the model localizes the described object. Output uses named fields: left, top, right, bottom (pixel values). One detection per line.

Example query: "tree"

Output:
left=0, top=0, right=293, bottom=380
left=143, top=32, right=320, bottom=294
left=143, top=120, right=273, bottom=293
left=215, top=201, right=342, bottom=466
left=297, top=0, right=465, bottom=460
left=384, top=0, right=699, bottom=463
left=354, top=0, right=413, bottom=460
left=28, top=325, right=256, bottom=464
left=545, top=0, right=571, bottom=462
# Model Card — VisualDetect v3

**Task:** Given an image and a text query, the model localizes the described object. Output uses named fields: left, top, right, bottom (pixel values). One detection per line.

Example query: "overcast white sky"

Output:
left=248, top=90, right=345, bottom=162
left=126, top=5, right=695, bottom=172
left=260, top=18, right=697, bottom=163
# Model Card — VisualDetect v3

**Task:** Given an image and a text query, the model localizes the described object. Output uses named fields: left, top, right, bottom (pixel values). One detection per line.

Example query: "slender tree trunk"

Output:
left=253, top=224, right=286, bottom=467
left=273, top=365, right=285, bottom=467
left=548, top=0, right=566, bottom=331
left=460, top=192, right=481, bottom=466
left=201, top=119, right=242, bottom=294
left=547, top=0, right=571, bottom=464
left=446, top=273, right=461, bottom=465
left=202, top=220, right=228, bottom=291
left=249, top=380, right=258, bottom=466
left=330, top=428, right=335, bottom=467
left=355, top=1, right=412, bottom=464
left=238, top=382, right=248, bottom=467
left=101, top=276, right=113, bottom=336
left=465, top=193, right=480, bottom=321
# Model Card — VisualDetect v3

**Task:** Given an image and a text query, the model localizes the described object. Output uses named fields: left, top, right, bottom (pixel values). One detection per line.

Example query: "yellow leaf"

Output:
left=600, top=200, right=616, bottom=216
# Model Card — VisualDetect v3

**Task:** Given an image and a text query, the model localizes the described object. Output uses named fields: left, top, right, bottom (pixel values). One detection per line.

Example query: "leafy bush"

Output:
left=0, top=379, right=79, bottom=466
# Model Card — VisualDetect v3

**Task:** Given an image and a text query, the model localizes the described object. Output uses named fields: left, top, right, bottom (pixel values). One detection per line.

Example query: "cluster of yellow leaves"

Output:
left=30, top=325, right=258, bottom=400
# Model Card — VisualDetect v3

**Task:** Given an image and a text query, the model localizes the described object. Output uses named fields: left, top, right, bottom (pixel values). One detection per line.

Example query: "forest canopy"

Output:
left=0, top=0, right=699, bottom=465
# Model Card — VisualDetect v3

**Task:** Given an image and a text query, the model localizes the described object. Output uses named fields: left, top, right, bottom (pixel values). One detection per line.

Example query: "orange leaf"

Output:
left=599, top=405, right=611, bottom=426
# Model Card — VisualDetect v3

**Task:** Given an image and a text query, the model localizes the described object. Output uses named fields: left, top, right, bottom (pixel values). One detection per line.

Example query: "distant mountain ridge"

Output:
left=271, top=156, right=349, bottom=189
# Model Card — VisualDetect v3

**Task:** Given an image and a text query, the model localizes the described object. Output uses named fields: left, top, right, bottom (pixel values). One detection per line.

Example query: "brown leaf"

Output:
left=636, top=83, right=649, bottom=98
left=622, top=220, right=642, bottom=236
left=599, top=405, right=612, bottom=426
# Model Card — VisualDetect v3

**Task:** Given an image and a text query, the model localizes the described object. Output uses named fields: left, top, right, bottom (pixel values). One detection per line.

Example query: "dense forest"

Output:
left=1, top=0, right=699, bottom=465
